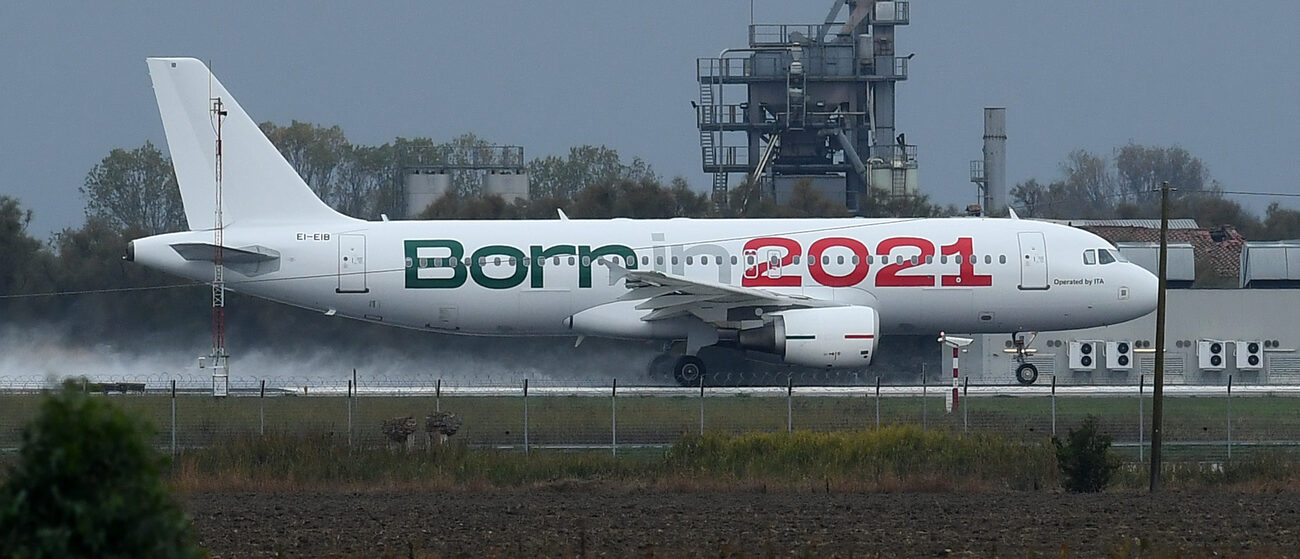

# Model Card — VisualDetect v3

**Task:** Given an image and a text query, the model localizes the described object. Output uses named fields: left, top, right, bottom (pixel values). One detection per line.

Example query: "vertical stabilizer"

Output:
left=146, top=57, right=350, bottom=229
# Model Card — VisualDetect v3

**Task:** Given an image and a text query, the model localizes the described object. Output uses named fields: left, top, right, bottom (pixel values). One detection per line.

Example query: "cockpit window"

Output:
left=1083, top=249, right=1096, bottom=265
left=1098, top=249, right=1116, bottom=265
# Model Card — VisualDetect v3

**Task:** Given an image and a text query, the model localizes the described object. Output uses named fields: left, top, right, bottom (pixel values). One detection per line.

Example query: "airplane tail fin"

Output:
left=146, top=57, right=351, bottom=230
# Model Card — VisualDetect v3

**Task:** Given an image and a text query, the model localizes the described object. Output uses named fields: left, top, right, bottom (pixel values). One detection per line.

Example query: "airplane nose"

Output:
left=1132, top=265, right=1159, bottom=314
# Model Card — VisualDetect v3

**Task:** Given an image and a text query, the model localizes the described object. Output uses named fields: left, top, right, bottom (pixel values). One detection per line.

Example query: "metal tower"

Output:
left=697, top=0, right=917, bottom=212
left=207, top=96, right=229, bottom=397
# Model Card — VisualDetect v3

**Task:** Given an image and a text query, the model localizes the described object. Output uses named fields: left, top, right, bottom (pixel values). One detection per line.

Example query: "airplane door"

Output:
left=743, top=249, right=759, bottom=280
left=337, top=234, right=369, bottom=293
left=1017, top=232, right=1048, bottom=290
left=764, top=249, right=783, bottom=280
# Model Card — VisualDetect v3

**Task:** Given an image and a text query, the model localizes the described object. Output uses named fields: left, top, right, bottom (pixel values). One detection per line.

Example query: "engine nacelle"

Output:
left=739, top=306, right=879, bottom=368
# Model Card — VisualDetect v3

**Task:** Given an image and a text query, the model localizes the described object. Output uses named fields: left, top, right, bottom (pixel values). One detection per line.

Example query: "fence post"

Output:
left=523, top=379, right=530, bottom=455
left=786, top=376, right=793, bottom=433
left=347, top=380, right=353, bottom=449
left=699, top=374, right=705, bottom=436
left=435, top=378, right=441, bottom=413
left=1227, top=374, right=1233, bottom=462
left=259, top=379, right=265, bottom=437
left=921, top=371, right=927, bottom=432
left=962, top=376, right=969, bottom=435
left=874, top=376, right=881, bottom=429
left=170, top=380, right=176, bottom=458
left=1139, top=374, right=1145, bottom=463
left=1050, top=374, right=1057, bottom=437
left=611, top=378, right=617, bottom=457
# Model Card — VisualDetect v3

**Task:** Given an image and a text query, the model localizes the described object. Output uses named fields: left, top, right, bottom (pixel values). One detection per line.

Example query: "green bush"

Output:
left=0, top=382, right=202, bottom=558
left=1052, top=414, right=1119, bottom=493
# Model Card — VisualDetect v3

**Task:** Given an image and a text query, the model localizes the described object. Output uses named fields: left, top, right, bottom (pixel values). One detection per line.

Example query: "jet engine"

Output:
left=737, top=306, right=879, bottom=368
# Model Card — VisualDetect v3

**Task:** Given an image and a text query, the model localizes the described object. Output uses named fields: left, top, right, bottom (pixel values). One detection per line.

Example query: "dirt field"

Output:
left=185, top=489, right=1300, bottom=557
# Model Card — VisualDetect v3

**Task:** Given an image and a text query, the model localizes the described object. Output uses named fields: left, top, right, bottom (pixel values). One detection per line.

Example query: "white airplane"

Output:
left=128, top=58, right=1159, bottom=386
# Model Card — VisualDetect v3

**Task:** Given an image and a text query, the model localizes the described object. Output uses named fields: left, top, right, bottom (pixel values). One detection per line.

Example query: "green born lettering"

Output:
left=579, top=244, right=638, bottom=288
left=529, top=244, right=576, bottom=288
left=405, top=240, right=465, bottom=289
left=470, top=245, right=528, bottom=289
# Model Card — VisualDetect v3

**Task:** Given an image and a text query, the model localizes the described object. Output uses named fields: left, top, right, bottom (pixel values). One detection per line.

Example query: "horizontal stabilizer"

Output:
left=170, top=243, right=280, bottom=263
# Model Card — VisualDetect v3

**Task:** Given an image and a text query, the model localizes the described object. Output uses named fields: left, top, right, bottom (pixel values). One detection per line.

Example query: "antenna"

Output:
left=208, top=94, right=230, bottom=397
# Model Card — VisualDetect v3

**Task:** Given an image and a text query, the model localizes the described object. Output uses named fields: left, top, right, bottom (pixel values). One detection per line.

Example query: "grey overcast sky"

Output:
left=3, top=1, right=1298, bottom=238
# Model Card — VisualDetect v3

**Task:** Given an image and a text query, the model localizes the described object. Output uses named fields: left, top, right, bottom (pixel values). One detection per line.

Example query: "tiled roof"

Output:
left=1043, top=218, right=1201, bottom=229
left=1078, top=223, right=1245, bottom=285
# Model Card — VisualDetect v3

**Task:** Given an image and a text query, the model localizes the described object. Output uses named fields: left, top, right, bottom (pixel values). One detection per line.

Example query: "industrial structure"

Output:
left=969, top=107, right=1007, bottom=215
left=697, top=0, right=917, bottom=212
left=400, top=145, right=529, bottom=217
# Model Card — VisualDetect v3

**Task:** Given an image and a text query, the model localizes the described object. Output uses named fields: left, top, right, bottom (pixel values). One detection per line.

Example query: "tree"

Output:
left=1010, top=179, right=1048, bottom=218
left=1259, top=202, right=1300, bottom=240
left=1114, top=143, right=1212, bottom=212
left=1052, top=414, right=1119, bottom=493
left=0, top=197, right=55, bottom=323
left=0, top=382, right=202, bottom=557
left=80, top=142, right=185, bottom=234
left=526, top=145, right=656, bottom=199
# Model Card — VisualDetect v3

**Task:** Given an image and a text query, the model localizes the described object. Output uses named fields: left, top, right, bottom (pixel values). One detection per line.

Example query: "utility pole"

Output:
left=1150, top=180, right=1172, bottom=492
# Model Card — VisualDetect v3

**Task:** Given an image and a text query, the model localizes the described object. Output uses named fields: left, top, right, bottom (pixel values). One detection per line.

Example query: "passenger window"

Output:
left=852, top=255, right=860, bottom=265
left=910, top=255, right=918, bottom=265
left=1083, top=250, right=1096, bottom=265
left=1098, top=250, right=1116, bottom=265
left=568, top=256, right=576, bottom=265
left=626, top=256, right=634, bottom=267
left=731, top=256, right=738, bottom=265
left=700, top=256, right=709, bottom=265
left=955, top=254, right=963, bottom=264
left=582, top=256, right=591, bottom=266
left=672, top=257, right=679, bottom=265
left=896, top=255, right=904, bottom=265
left=837, top=255, right=845, bottom=265
left=656, top=256, right=664, bottom=266
left=823, top=255, right=830, bottom=265
left=792, top=255, right=800, bottom=265
left=984, top=255, right=992, bottom=264
left=686, top=256, right=693, bottom=265
left=940, top=255, right=948, bottom=264
left=641, top=256, right=649, bottom=266
left=925, top=255, right=933, bottom=264
left=999, top=255, right=1007, bottom=264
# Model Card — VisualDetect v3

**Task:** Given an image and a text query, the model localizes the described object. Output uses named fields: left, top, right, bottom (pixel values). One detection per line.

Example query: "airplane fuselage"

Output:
left=132, top=216, right=1157, bottom=338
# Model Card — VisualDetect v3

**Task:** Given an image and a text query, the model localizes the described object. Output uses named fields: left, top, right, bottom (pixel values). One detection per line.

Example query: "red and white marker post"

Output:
left=937, top=332, right=974, bottom=414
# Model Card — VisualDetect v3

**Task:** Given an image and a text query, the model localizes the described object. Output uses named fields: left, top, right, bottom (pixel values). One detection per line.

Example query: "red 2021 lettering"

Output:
left=740, top=236, right=992, bottom=289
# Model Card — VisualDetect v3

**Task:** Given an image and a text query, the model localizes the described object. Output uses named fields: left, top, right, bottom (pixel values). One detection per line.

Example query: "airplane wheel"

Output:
left=647, top=354, right=675, bottom=378
left=1015, top=363, right=1039, bottom=385
left=673, top=356, right=706, bottom=387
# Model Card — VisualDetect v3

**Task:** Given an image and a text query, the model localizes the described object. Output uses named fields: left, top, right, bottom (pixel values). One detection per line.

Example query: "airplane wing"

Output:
left=615, top=266, right=840, bottom=323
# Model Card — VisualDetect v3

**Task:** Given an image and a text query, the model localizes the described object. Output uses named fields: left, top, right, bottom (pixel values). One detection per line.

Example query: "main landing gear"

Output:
left=1012, top=332, right=1039, bottom=385
left=646, top=343, right=708, bottom=387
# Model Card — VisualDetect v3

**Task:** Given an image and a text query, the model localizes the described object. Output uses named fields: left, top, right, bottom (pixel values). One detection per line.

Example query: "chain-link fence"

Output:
left=1, top=374, right=1295, bottom=463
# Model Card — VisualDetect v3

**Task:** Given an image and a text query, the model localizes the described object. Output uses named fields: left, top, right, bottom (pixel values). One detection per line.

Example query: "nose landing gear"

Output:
left=1012, top=332, right=1039, bottom=385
